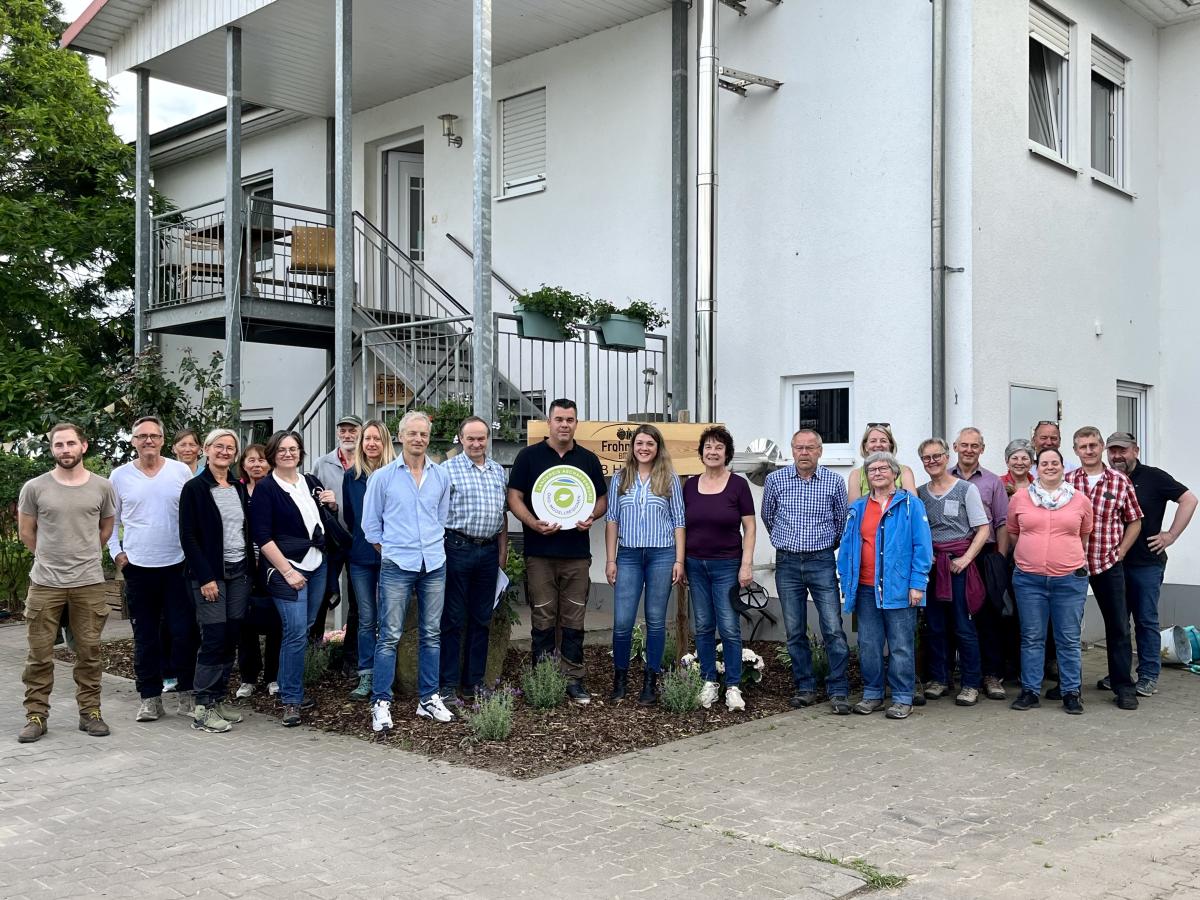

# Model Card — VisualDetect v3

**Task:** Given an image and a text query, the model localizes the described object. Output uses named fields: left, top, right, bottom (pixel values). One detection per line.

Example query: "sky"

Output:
left=60, top=0, right=224, bottom=142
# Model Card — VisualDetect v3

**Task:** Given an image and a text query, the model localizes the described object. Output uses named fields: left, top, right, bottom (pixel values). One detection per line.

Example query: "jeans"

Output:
left=686, top=557, right=743, bottom=685
left=349, top=562, right=381, bottom=675
left=854, top=584, right=919, bottom=705
left=1089, top=563, right=1136, bottom=695
left=612, top=546, right=675, bottom=673
left=440, top=534, right=500, bottom=693
left=236, top=594, right=281, bottom=685
left=123, top=561, right=196, bottom=698
left=191, top=559, right=250, bottom=706
left=372, top=560, right=446, bottom=702
left=1013, top=567, right=1087, bottom=695
left=268, top=558, right=328, bottom=706
left=775, top=549, right=848, bottom=696
left=926, top=571, right=982, bottom=689
left=1124, top=563, right=1166, bottom=682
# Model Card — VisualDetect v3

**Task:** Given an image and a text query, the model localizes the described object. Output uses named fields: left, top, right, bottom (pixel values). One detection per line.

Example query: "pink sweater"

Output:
left=1006, top=490, right=1094, bottom=576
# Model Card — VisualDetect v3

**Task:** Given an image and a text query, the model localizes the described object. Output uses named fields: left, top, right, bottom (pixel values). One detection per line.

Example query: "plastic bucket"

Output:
left=1160, top=626, right=1193, bottom=665
left=1185, top=625, right=1200, bottom=662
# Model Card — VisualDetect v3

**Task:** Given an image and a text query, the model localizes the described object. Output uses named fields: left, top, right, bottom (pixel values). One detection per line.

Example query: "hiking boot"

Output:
left=923, top=681, right=949, bottom=700
left=1096, top=675, right=1112, bottom=692
left=78, top=709, right=110, bottom=737
left=1114, top=692, right=1139, bottom=711
left=885, top=703, right=912, bottom=720
left=1062, top=693, right=1084, bottom=715
left=853, top=698, right=885, bottom=715
left=911, top=683, right=926, bottom=707
left=697, top=679, right=719, bottom=709
left=955, top=687, right=980, bottom=707
left=214, top=701, right=243, bottom=724
left=637, top=670, right=659, bottom=707
left=136, top=696, right=164, bottom=722
left=175, top=691, right=196, bottom=717
left=610, top=669, right=629, bottom=703
left=1010, top=689, right=1041, bottom=711
left=191, top=705, right=231, bottom=733
left=1044, top=684, right=1062, bottom=701
left=235, top=682, right=256, bottom=699
left=371, top=699, right=393, bottom=732
left=18, top=715, right=47, bottom=743
left=788, top=690, right=817, bottom=709
left=281, top=705, right=301, bottom=727
left=830, top=695, right=852, bottom=716
left=725, top=686, right=745, bottom=712
left=439, top=686, right=461, bottom=706
left=1135, top=677, right=1157, bottom=697
left=349, top=673, right=373, bottom=701
left=983, top=676, right=1006, bottom=700
left=416, top=694, right=454, bottom=723
left=566, top=679, right=592, bottom=706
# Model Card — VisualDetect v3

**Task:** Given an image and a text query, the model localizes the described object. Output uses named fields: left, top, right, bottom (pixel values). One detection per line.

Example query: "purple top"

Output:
left=683, top=473, right=755, bottom=560
left=949, top=463, right=1009, bottom=542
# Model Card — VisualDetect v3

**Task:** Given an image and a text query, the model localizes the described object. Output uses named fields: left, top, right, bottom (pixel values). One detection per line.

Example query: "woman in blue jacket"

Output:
left=837, top=452, right=933, bottom=720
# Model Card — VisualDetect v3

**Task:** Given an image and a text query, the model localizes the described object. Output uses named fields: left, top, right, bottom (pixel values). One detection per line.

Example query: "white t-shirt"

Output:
left=107, top=458, right=192, bottom=567
left=272, top=471, right=324, bottom=572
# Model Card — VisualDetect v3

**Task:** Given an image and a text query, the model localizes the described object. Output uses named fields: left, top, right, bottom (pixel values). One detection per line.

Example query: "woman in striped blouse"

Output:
left=605, top=424, right=686, bottom=706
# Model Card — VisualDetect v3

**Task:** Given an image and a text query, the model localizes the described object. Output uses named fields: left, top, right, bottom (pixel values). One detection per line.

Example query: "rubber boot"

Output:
left=638, top=669, right=659, bottom=707
left=609, top=669, right=628, bottom=702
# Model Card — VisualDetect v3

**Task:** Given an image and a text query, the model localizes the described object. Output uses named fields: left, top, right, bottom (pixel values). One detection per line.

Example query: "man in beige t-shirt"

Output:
left=16, top=423, right=116, bottom=743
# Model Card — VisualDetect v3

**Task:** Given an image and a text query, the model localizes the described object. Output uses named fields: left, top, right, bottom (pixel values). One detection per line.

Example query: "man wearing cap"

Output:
left=1106, top=431, right=1197, bottom=697
left=310, top=414, right=362, bottom=656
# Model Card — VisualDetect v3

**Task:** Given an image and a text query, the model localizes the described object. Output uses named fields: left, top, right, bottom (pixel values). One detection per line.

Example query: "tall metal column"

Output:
left=695, top=0, right=718, bottom=422
left=670, top=1, right=689, bottom=420
left=134, top=69, right=151, bottom=355
left=930, top=0, right=948, bottom=439
left=471, top=0, right=495, bottom=423
left=223, top=27, right=243, bottom=403
left=334, top=0, right=355, bottom=416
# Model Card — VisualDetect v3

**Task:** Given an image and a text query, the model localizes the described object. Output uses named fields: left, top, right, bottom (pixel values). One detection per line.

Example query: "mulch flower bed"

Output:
left=59, top=638, right=862, bottom=779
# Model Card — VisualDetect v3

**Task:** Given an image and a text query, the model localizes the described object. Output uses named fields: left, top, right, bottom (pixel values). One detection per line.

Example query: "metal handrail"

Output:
left=445, top=232, right=523, bottom=298
left=152, top=198, right=222, bottom=221
left=354, top=212, right=469, bottom=317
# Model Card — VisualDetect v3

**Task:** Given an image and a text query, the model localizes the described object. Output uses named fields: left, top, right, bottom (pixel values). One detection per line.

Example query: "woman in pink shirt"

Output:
left=1006, top=447, right=1093, bottom=715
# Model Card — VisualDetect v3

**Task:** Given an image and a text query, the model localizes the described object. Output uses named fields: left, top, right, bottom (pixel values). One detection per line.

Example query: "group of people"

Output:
left=14, top=405, right=1196, bottom=743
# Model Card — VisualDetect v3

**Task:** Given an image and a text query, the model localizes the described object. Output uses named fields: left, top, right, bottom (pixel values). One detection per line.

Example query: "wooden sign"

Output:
left=375, top=375, right=413, bottom=406
left=527, top=421, right=721, bottom=477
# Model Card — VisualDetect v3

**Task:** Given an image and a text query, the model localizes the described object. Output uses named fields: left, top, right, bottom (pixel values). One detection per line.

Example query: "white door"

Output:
left=384, top=151, right=424, bottom=315
left=1009, top=384, right=1059, bottom=443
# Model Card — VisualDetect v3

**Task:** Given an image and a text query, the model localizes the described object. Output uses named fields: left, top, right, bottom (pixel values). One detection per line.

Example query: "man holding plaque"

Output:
left=508, top=399, right=608, bottom=704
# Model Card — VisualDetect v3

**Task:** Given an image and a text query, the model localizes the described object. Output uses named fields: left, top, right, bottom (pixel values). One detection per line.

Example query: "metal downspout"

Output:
left=671, top=0, right=689, bottom=420
left=695, top=0, right=718, bottom=423
left=931, top=0, right=947, bottom=438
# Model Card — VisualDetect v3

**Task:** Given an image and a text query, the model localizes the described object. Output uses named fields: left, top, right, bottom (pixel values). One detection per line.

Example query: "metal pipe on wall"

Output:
left=695, top=0, right=718, bottom=423
left=930, top=0, right=948, bottom=439
left=671, top=0, right=689, bottom=420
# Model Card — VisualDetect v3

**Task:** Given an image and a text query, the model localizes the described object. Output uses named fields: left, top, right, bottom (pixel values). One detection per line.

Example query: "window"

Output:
left=1029, top=3, right=1070, bottom=158
left=499, top=88, right=547, bottom=198
left=1090, top=39, right=1126, bottom=184
left=241, top=409, right=274, bottom=448
left=1116, top=381, right=1149, bottom=460
left=242, top=173, right=274, bottom=269
left=784, top=375, right=852, bottom=459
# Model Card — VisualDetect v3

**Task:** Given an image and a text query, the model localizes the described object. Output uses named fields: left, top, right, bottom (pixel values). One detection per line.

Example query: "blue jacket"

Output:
left=342, top=468, right=382, bottom=568
left=836, top=490, right=933, bottom=612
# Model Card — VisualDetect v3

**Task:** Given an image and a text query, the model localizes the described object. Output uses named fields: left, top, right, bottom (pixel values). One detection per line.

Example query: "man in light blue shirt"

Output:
left=361, top=410, right=452, bottom=730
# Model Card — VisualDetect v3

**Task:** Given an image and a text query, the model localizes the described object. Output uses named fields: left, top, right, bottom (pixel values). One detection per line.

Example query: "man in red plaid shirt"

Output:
left=1068, top=426, right=1143, bottom=710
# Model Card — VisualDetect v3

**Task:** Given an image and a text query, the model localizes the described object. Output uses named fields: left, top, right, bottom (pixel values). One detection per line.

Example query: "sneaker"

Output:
left=1044, top=684, right=1062, bottom=701
left=18, top=715, right=47, bottom=743
left=1010, top=689, right=1041, bottom=711
left=162, top=678, right=178, bottom=693
left=565, top=680, right=591, bottom=706
left=885, top=703, right=912, bottom=720
left=983, top=676, right=1006, bottom=700
left=698, top=680, right=720, bottom=709
left=1062, top=692, right=1084, bottom=715
left=830, top=695, right=852, bottom=716
left=214, top=701, right=243, bottom=724
left=281, top=705, right=301, bottom=727
left=78, top=709, right=110, bottom=737
left=725, top=686, right=745, bottom=712
left=135, top=696, right=164, bottom=722
left=955, top=687, right=980, bottom=707
left=267, top=681, right=280, bottom=697
left=1096, top=675, right=1112, bottom=692
left=349, top=673, right=373, bottom=701
left=371, top=699, right=393, bottom=732
left=853, top=698, right=885, bottom=715
left=298, top=697, right=315, bottom=711
left=235, top=682, right=256, bottom=699
left=924, top=681, right=949, bottom=700
left=788, top=690, right=817, bottom=709
left=416, top=694, right=454, bottom=723
left=191, top=705, right=231, bottom=733
left=1135, top=678, right=1158, bottom=697
left=176, top=691, right=196, bottom=717
left=1114, top=692, right=1139, bottom=711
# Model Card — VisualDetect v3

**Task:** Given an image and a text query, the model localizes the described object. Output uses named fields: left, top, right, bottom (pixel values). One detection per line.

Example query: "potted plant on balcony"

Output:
left=513, top=285, right=592, bottom=341
left=591, top=299, right=669, bottom=351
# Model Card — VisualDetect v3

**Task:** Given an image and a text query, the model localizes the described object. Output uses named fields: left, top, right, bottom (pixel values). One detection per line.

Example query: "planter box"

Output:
left=595, top=313, right=647, bottom=351
left=514, top=305, right=570, bottom=342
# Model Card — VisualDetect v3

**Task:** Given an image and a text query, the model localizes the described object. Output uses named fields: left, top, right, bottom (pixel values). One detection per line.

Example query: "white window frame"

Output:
left=1116, top=381, right=1149, bottom=462
left=781, top=374, right=854, bottom=464
left=496, top=87, right=547, bottom=200
left=1028, top=2, right=1072, bottom=164
left=1089, top=38, right=1127, bottom=190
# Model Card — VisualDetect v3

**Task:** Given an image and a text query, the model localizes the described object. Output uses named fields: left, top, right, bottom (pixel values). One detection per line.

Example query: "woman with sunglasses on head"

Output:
left=234, top=443, right=282, bottom=699
left=249, top=430, right=336, bottom=727
left=605, top=424, right=686, bottom=706
left=847, top=424, right=917, bottom=502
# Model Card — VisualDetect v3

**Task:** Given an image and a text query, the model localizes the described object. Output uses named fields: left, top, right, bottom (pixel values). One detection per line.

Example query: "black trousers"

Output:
left=1089, top=563, right=1135, bottom=695
left=125, top=562, right=197, bottom=698
left=237, top=594, right=282, bottom=685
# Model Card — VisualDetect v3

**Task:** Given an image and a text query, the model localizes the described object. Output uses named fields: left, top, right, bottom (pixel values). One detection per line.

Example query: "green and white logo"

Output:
left=531, top=464, right=596, bottom=529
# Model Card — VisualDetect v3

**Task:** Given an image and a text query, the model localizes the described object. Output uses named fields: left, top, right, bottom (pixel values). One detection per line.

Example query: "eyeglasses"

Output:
left=866, top=422, right=891, bottom=429
left=866, top=466, right=893, bottom=476
left=133, top=434, right=163, bottom=441
left=276, top=447, right=300, bottom=456
left=920, top=452, right=947, bottom=463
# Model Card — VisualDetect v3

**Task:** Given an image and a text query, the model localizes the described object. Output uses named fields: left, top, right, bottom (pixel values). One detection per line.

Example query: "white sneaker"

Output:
left=162, top=678, right=178, bottom=693
left=725, top=686, right=745, bottom=712
left=698, top=680, right=720, bottom=709
left=267, top=682, right=279, bottom=697
left=416, top=693, right=455, bottom=723
left=371, top=699, right=393, bottom=733
left=235, top=683, right=256, bottom=699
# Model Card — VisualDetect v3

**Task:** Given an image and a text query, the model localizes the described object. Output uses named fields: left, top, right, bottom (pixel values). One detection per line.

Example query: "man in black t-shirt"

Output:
left=507, top=399, right=607, bottom=704
left=1106, top=432, right=1198, bottom=695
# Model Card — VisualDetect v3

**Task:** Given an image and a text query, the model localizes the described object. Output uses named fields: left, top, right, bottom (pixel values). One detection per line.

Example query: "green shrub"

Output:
left=661, top=665, right=703, bottom=714
left=521, top=657, right=568, bottom=709
left=774, top=630, right=828, bottom=683
left=464, top=687, right=516, bottom=741
left=304, top=642, right=332, bottom=685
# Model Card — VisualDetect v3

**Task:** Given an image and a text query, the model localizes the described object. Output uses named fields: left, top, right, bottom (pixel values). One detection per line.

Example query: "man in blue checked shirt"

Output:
left=761, top=429, right=852, bottom=715
left=439, top=416, right=509, bottom=700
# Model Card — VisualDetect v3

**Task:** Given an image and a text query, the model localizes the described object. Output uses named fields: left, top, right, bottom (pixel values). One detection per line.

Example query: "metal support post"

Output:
left=695, top=0, right=718, bottom=423
left=670, top=1, right=689, bottom=420
left=472, top=0, right=495, bottom=424
left=223, top=27, right=243, bottom=403
left=334, top=0, right=355, bottom=418
left=931, top=0, right=947, bottom=438
left=134, top=69, right=151, bottom=355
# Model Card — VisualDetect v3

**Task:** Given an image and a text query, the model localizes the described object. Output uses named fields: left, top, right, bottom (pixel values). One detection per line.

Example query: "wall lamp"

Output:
left=438, top=113, right=463, bottom=148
